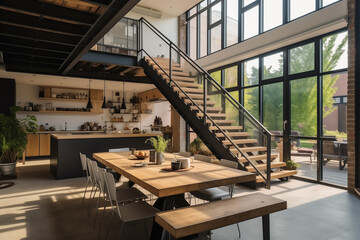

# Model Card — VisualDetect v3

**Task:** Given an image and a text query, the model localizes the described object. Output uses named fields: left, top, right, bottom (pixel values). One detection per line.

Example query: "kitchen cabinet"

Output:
left=25, top=133, right=51, bottom=157
left=25, top=134, right=40, bottom=157
left=39, top=134, right=51, bottom=156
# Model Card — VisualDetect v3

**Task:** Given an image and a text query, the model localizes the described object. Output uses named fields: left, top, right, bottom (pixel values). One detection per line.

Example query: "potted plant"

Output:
left=0, top=106, right=37, bottom=178
left=189, top=137, right=211, bottom=156
left=145, top=135, right=169, bottom=164
left=285, top=160, right=300, bottom=170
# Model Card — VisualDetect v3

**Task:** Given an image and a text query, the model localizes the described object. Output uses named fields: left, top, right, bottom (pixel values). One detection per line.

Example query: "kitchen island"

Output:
left=50, top=132, right=161, bottom=179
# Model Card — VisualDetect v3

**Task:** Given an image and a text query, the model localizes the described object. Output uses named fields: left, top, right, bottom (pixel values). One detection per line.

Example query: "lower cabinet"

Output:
left=26, top=133, right=51, bottom=157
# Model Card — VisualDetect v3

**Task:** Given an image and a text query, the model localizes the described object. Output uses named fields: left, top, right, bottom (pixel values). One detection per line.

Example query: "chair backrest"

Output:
left=98, top=167, right=107, bottom=195
left=91, top=160, right=100, bottom=186
left=79, top=153, right=87, bottom=171
left=194, top=154, right=211, bottom=163
left=86, top=158, right=95, bottom=183
left=323, top=141, right=335, bottom=155
left=179, top=151, right=191, bottom=157
left=109, top=148, right=130, bottom=152
left=220, top=159, right=238, bottom=169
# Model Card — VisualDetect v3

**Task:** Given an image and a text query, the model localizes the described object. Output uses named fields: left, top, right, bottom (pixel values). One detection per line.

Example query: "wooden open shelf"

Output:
left=18, top=110, right=103, bottom=115
left=38, top=97, right=89, bottom=102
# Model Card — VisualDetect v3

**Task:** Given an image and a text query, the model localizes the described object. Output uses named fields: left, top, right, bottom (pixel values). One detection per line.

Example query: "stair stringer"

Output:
left=140, top=59, right=243, bottom=167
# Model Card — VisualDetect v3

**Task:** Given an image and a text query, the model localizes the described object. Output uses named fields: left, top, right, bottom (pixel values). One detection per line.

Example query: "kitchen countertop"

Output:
left=27, top=130, right=104, bottom=134
left=51, top=132, right=163, bottom=140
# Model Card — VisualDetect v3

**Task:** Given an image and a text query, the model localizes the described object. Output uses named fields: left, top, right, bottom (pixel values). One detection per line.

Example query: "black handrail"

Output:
left=139, top=18, right=271, bottom=188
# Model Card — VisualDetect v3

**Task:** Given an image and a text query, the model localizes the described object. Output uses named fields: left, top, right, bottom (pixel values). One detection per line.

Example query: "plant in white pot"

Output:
left=0, top=106, right=37, bottom=178
left=145, top=135, right=169, bottom=165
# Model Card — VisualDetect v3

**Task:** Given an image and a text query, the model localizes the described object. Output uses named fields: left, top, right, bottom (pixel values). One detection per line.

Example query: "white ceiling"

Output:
left=136, top=0, right=200, bottom=16
left=0, top=68, right=155, bottom=93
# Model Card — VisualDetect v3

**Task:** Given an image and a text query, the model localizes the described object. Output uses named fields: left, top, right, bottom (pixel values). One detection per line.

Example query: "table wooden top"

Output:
left=93, top=152, right=255, bottom=198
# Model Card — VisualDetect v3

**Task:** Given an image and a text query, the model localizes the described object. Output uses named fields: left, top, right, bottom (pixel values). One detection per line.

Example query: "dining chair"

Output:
left=85, top=158, right=97, bottom=208
left=103, top=171, right=159, bottom=240
left=109, top=147, right=130, bottom=152
left=179, top=151, right=191, bottom=157
left=80, top=152, right=90, bottom=203
left=108, top=148, right=130, bottom=183
left=194, top=154, right=211, bottom=162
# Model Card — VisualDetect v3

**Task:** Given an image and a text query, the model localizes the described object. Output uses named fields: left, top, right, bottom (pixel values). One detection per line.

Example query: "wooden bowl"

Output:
left=134, top=153, right=148, bottom=160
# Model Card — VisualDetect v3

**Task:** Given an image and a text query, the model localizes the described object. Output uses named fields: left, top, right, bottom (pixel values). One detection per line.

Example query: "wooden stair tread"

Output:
left=246, top=162, right=286, bottom=172
left=152, top=64, right=183, bottom=72
left=230, top=146, right=267, bottom=153
left=163, top=75, right=197, bottom=82
left=185, top=99, right=216, bottom=105
left=159, top=71, right=191, bottom=77
left=223, top=139, right=258, bottom=145
left=256, top=170, right=297, bottom=183
left=207, top=119, right=235, bottom=124
left=238, top=154, right=277, bottom=162
left=209, top=125, right=243, bottom=130
left=174, top=87, right=203, bottom=93
left=178, top=92, right=209, bottom=99
left=197, top=112, right=227, bottom=118
left=174, top=81, right=201, bottom=88
left=190, top=106, right=222, bottom=111
left=215, top=132, right=249, bottom=137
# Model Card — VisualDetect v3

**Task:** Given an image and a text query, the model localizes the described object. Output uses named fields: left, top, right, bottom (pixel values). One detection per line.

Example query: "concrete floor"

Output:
left=0, top=159, right=359, bottom=240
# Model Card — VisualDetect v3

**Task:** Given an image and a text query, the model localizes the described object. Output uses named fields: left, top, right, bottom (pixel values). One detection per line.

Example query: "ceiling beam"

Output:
left=68, top=69, right=152, bottom=84
left=59, top=0, right=140, bottom=74
left=0, top=9, right=89, bottom=36
left=0, top=0, right=99, bottom=26
left=0, top=24, right=81, bottom=46
left=3, top=52, right=63, bottom=66
left=81, top=0, right=112, bottom=7
left=0, top=44, right=68, bottom=60
left=0, top=35, right=74, bottom=53
left=5, top=63, right=59, bottom=75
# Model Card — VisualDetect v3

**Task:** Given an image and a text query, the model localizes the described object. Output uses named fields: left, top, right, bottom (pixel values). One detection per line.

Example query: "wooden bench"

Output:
left=155, top=193, right=287, bottom=240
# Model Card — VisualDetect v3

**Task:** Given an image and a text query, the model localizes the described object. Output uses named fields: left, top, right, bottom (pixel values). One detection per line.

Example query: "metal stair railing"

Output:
left=138, top=17, right=272, bottom=189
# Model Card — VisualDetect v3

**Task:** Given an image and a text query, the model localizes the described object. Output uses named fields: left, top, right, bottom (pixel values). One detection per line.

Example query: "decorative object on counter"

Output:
left=154, top=116, right=163, bottom=126
left=120, top=82, right=126, bottom=111
left=39, top=125, right=45, bottom=131
left=102, top=67, right=107, bottom=109
left=132, top=127, right=140, bottom=134
left=130, top=93, right=140, bottom=104
left=86, top=79, right=93, bottom=109
left=0, top=106, right=37, bottom=178
left=49, top=126, right=56, bottom=131
left=145, top=135, right=169, bottom=165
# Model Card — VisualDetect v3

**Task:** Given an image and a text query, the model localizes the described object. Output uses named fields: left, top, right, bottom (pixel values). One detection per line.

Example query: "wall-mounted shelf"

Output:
left=110, top=121, right=140, bottom=123
left=18, top=110, right=103, bottom=115
left=38, top=97, right=90, bottom=102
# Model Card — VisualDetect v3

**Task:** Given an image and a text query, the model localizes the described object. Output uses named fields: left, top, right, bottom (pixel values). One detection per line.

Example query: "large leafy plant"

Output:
left=145, top=135, right=169, bottom=153
left=0, top=106, right=37, bottom=163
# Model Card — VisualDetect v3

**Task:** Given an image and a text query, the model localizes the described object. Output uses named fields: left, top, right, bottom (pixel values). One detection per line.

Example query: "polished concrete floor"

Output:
left=0, top=159, right=359, bottom=240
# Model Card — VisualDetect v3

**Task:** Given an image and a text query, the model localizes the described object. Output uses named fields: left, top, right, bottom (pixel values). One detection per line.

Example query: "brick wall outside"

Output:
left=347, top=0, right=356, bottom=194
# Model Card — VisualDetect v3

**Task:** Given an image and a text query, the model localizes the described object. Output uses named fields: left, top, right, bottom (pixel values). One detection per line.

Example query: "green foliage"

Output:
left=286, top=160, right=300, bottom=170
left=145, top=135, right=169, bottom=153
left=189, top=137, right=212, bottom=156
left=0, top=106, right=37, bottom=163
left=323, top=130, right=347, bottom=139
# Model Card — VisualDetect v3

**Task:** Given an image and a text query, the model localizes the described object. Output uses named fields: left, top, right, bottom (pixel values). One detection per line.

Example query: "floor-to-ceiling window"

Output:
left=186, top=29, right=348, bottom=187
left=187, top=0, right=342, bottom=59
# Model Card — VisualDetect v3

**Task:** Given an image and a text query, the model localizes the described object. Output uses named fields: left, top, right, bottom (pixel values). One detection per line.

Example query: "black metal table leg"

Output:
left=262, top=214, right=270, bottom=240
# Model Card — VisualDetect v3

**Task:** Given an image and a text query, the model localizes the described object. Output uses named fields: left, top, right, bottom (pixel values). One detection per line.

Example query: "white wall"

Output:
left=16, top=83, right=170, bottom=131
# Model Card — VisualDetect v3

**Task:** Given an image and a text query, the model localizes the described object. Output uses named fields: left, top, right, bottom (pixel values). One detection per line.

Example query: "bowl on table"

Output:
left=133, top=151, right=148, bottom=160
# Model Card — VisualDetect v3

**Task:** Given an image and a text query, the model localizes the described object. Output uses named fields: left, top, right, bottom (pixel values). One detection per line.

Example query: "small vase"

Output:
left=156, top=152, right=163, bottom=165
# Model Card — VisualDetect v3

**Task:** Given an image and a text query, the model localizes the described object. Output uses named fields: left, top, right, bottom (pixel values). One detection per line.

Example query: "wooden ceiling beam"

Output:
left=0, top=44, right=68, bottom=60
left=0, top=9, right=89, bottom=36
left=0, top=0, right=99, bottom=25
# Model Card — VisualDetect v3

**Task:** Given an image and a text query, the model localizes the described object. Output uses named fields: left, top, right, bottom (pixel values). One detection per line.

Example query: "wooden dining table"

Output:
left=93, top=151, right=255, bottom=239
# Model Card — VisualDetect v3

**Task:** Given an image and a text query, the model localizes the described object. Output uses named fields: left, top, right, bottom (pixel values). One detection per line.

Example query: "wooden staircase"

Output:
left=143, top=56, right=297, bottom=185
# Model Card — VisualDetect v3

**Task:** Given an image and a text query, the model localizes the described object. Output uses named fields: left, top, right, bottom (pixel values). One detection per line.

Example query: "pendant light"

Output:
left=101, top=66, right=107, bottom=109
left=120, top=82, right=126, bottom=110
left=86, top=79, right=93, bottom=109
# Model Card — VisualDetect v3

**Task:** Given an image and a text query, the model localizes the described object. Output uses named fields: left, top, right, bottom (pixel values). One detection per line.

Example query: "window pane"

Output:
left=290, top=43, right=315, bottom=74
left=243, top=58, right=259, bottom=86
left=200, top=11, right=208, bottom=57
left=244, top=87, right=259, bottom=119
left=189, top=6, right=197, bottom=16
left=210, top=70, right=222, bottom=86
left=224, top=65, right=238, bottom=88
left=291, top=138, right=317, bottom=180
left=323, top=72, right=347, bottom=138
left=226, top=0, right=238, bottom=47
left=211, top=25, right=222, bottom=53
left=225, top=91, right=240, bottom=125
left=243, top=6, right=259, bottom=40
left=322, top=31, right=348, bottom=72
left=263, top=0, right=283, bottom=32
left=210, top=2, right=222, bottom=24
left=323, top=0, right=339, bottom=7
left=322, top=140, right=347, bottom=186
left=290, top=0, right=316, bottom=20
left=189, top=17, right=197, bottom=59
left=243, top=0, right=256, bottom=7
left=263, top=52, right=283, bottom=80
left=291, top=77, right=317, bottom=137
left=263, top=82, right=283, bottom=131
left=199, top=0, right=207, bottom=10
